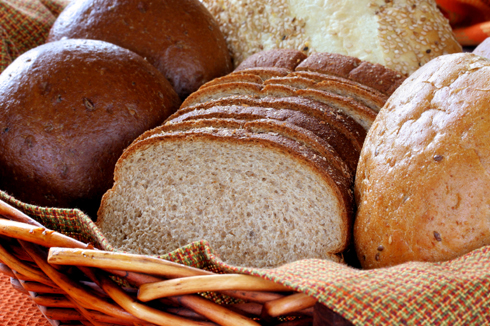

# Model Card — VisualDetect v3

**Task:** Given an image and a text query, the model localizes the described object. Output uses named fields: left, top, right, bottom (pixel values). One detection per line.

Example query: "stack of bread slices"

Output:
left=97, top=49, right=406, bottom=268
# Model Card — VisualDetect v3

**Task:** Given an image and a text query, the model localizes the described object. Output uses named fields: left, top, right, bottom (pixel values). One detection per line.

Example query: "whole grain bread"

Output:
left=0, top=39, right=180, bottom=217
left=164, top=109, right=353, bottom=179
left=97, top=124, right=353, bottom=268
left=48, top=0, right=233, bottom=99
left=354, top=53, right=490, bottom=269
left=172, top=95, right=364, bottom=172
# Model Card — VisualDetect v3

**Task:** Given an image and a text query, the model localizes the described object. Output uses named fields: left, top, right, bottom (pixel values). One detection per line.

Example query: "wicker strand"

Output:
left=262, top=293, right=317, bottom=318
left=48, top=247, right=213, bottom=278
left=138, top=274, right=291, bottom=302
left=19, top=240, right=149, bottom=324
left=0, top=241, right=56, bottom=286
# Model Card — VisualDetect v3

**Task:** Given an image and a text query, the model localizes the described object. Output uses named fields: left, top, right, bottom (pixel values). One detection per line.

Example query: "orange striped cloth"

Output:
left=437, top=0, right=490, bottom=45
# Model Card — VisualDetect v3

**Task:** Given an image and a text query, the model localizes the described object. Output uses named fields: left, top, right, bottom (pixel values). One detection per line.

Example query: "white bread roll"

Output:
left=201, top=0, right=462, bottom=75
left=354, top=53, right=490, bottom=269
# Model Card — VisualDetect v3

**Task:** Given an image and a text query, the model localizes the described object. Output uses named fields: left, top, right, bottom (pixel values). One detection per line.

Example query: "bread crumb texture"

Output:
left=354, top=53, right=490, bottom=269
left=98, top=137, right=343, bottom=268
left=200, top=0, right=461, bottom=74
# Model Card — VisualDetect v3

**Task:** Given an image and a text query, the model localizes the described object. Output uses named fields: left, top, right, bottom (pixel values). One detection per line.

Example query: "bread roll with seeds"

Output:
left=97, top=121, right=353, bottom=268
left=354, top=53, right=490, bottom=269
left=200, top=0, right=461, bottom=74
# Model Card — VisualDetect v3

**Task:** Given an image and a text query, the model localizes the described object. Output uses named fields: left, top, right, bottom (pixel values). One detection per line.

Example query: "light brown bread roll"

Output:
left=354, top=53, right=490, bottom=269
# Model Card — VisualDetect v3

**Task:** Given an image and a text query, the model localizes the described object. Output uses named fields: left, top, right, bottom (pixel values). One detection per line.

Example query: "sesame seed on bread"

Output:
left=200, top=0, right=461, bottom=75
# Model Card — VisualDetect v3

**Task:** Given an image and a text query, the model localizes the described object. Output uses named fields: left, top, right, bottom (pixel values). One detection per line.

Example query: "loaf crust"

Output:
left=354, top=53, right=490, bottom=269
left=0, top=39, right=180, bottom=216
left=296, top=52, right=405, bottom=95
left=48, top=0, right=233, bottom=99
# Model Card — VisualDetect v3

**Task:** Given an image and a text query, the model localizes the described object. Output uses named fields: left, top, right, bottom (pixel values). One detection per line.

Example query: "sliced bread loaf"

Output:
left=97, top=122, right=353, bottom=268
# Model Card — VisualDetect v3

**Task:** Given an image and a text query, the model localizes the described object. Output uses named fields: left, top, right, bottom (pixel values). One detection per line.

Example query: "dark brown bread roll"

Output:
left=0, top=39, right=180, bottom=217
left=47, top=0, right=233, bottom=100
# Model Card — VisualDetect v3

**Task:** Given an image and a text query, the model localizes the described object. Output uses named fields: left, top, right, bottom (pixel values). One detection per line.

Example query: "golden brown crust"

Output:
left=296, top=52, right=406, bottom=96
left=234, top=49, right=307, bottom=71
left=354, top=53, right=490, bottom=269
left=0, top=39, right=181, bottom=216
left=47, top=0, right=233, bottom=99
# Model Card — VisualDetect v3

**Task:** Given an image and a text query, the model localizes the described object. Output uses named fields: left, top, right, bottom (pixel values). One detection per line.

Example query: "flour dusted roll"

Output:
left=201, top=0, right=462, bottom=75
left=354, top=53, right=490, bottom=269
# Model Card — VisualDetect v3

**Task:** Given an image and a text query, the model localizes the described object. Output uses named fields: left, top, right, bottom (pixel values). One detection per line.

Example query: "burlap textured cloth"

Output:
left=0, top=1, right=489, bottom=325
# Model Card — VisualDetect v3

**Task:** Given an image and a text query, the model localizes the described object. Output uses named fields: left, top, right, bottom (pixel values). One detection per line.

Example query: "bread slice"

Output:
left=170, top=95, right=363, bottom=172
left=234, top=49, right=307, bottom=71
left=232, top=67, right=291, bottom=80
left=264, top=76, right=386, bottom=112
left=180, top=80, right=374, bottom=131
left=199, top=74, right=264, bottom=90
left=97, top=124, right=353, bottom=268
left=296, top=52, right=406, bottom=95
left=294, top=88, right=376, bottom=131
left=164, top=110, right=352, bottom=180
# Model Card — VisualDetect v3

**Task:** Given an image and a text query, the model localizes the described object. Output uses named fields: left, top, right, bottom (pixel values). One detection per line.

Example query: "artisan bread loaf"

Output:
left=48, top=0, right=233, bottom=99
left=0, top=39, right=180, bottom=217
left=354, top=53, right=490, bottom=269
left=201, top=0, right=462, bottom=74
left=97, top=122, right=353, bottom=268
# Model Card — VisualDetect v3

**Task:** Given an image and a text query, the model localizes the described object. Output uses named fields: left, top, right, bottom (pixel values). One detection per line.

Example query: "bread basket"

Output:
left=1, top=189, right=490, bottom=326
left=0, top=191, right=356, bottom=326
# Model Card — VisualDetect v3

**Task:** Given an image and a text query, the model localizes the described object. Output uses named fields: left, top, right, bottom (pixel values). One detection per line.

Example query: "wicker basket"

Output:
left=0, top=197, right=353, bottom=326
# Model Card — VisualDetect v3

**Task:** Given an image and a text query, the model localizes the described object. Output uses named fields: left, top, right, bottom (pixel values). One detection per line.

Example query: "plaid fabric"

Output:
left=2, top=189, right=490, bottom=325
left=1, top=1, right=489, bottom=325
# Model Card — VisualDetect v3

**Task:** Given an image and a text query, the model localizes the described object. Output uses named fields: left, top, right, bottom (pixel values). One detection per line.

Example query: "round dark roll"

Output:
left=47, top=0, right=233, bottom=100
left=0, top=39, right=181, bottom=217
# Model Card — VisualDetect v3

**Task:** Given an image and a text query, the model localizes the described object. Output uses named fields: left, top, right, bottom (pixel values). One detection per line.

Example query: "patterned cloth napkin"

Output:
left=0, top=1, right=489, bottom=325
left=437, top=0, right=490, bottom=45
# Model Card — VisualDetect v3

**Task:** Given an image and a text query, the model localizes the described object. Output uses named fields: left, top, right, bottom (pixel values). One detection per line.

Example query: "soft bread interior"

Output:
left=98, top=135, right=346, bottom=268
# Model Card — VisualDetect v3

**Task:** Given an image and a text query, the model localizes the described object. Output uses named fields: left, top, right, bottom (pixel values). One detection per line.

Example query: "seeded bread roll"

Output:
left=48, top=0, right=233, bottom=99
left=97, top=122, right=353, bottom=267
left=0, top=39, right=180, bottom=217
left=354, top=53, right=490, bottom=269
left=201, top=0, right=462, bottom=75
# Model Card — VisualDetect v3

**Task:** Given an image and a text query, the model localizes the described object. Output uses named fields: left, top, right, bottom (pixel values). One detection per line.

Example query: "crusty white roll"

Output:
left=354, top=53, right=490, bottom=269
left=201, top=0, right=462, bottom=75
